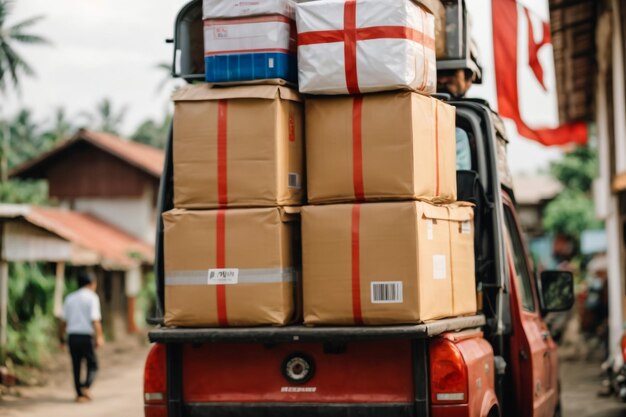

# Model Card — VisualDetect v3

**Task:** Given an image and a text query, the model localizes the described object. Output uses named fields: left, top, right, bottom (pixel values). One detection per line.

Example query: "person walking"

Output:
left=59, top=273, right=105, bottom=403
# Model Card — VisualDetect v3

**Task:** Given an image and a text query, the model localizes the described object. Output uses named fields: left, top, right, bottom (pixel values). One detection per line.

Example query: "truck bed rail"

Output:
left=148, top=314, right=486, bottom=344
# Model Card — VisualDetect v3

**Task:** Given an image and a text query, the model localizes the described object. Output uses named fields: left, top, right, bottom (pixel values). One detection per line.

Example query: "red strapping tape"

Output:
left=343, top=0, right=360, bottom=94
left=434, top=102, right=440, bottom=197
left=215, top=209, right=229, bottom=327
left=351, top=205, right=364, bottom=325
left=217, top=100, right=228, bottom=207
left=352, top=96, right=365, bottom=201
left=216, top=100, right=229, bottom=327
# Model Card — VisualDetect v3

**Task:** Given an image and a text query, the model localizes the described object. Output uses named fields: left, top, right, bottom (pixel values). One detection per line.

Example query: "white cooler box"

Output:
left=296, top=0, right=437, bottom=95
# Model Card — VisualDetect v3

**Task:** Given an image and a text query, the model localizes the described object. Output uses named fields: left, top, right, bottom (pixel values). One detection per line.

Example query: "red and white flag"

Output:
left=492, top=0, right=587, bottom=146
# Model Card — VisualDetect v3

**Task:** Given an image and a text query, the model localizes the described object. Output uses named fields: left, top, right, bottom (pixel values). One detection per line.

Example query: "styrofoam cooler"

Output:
left=203, top=0, right=298, bottom=84
left=204, top=16, right=297, bottom=84
left=296, top=0, right=437, bottom=95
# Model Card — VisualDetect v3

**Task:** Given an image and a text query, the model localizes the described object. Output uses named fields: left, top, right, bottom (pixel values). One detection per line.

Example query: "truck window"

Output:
left=504, top=206, right=536, bottom=312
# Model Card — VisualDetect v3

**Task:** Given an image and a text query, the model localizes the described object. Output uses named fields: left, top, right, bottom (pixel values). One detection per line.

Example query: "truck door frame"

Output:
left=502, top=192, right=558, bottom=417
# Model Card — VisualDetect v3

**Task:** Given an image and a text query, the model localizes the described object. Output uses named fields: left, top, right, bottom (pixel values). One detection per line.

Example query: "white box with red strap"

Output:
left=296, top=0, right=437, bottom=95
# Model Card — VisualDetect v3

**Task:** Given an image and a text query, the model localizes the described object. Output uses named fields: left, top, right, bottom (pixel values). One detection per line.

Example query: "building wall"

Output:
left=44, top=142, right=159, bottom=199
left=72, top=186, right=156, bottom=244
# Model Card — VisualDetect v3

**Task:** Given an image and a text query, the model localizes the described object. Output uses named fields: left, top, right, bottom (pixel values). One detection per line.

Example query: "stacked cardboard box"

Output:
left=164, top=57, right=304, bottom=326
left=296, top=0, right=477, bottom=325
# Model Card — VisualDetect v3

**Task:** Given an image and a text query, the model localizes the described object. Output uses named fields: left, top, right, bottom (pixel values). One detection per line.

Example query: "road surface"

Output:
left=561, top=360, right=626, bottom=417
left=0, top=342, right=149, bottom=417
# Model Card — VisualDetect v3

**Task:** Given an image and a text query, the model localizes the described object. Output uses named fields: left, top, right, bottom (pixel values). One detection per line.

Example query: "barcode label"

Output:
left=371, top=281, right=403, bottom=304
left=288, top=172, right=301, bottom=189
left=461, top=221, right=471, bottom=234
left=208, top=268, right=239, bottom=285
left=268, top=57, right=275, bottom=68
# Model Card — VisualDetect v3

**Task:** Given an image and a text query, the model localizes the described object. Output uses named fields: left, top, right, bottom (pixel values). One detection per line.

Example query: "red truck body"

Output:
left=143, top=96, right=573, bottom=417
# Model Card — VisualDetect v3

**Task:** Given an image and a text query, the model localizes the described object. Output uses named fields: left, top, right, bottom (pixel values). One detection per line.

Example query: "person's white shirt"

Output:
left=63, top=287, right=102, bottom=336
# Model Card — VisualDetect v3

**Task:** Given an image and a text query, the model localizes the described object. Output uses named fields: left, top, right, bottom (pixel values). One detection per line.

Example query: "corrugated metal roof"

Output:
left=0, top=204, right=154, bottom=269
left=10, top=129, right=165, bottom=179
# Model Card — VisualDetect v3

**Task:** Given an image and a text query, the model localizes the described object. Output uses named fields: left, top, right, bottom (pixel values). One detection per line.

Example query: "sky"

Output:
left=3, top=0, right=564, bottom=174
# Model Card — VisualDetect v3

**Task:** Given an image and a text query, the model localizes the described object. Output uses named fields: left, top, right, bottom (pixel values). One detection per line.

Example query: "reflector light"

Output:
left=429, top=338, right=469, bottom=405
left=145, top=392, right=165, bottom=402
left=436, top=392, right=465, bottom=401
left=144, top=344, right=167, bottom=405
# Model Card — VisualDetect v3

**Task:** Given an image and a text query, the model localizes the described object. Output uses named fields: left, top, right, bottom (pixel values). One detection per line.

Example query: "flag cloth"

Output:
left=492, top=0, right=587, bottom=146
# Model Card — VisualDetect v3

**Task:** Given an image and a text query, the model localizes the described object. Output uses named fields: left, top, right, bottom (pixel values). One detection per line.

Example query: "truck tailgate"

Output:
left=148, top=315, right=485, bottom=417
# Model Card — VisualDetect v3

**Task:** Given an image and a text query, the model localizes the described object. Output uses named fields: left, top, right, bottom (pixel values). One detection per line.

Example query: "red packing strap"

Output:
left=351, top=205, right=364, bottom=325
left=217, top=100, right=228, bottom=207
left=343, top=0, right=360, bottom=94
left=216, top=209, right=229, bottom=327
left=434, top=101, right=440, bottom=197
left=352, top=96, right=365, bottom=201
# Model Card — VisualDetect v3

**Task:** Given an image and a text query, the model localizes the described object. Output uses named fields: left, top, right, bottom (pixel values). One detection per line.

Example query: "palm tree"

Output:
left=82, top=98, right=127, bottom=135
left=0, top=0, right=49, bottom=92
left=41, top=107, right=74, bottom=146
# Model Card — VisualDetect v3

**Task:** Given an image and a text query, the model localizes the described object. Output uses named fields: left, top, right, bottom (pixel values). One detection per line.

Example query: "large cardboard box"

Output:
left=449, top=203, right=477, bottom=316
left=296, top=0, right=436, bottom=95
left=173, top=84, right=304, bottom=208
left=306, top=91, right=456, bottom=204
left=302, top=201, right=474, bottom=325
left=164, top=207, right=298, bottom=327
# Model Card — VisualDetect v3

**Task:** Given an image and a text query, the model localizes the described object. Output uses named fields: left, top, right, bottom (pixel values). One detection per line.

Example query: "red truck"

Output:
left=143, top=2, right=575, bottom=417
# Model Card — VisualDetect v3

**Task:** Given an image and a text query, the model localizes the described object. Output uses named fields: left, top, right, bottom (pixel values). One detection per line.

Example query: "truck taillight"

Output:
left=621, top=335, right=626, bottom=363
left=144, top=343, right=167, bottom=417
left=429, top=338, right=468, bottom=405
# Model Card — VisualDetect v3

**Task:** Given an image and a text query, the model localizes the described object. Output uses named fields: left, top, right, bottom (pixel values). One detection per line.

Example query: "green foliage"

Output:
left=131, top=114, right=171, bottom=149
left=543, top=145, right=601, bottom=241
left=550, top=145, right=597, bottom=193
left=81, top=98, right=127, bottom=135
left=0, top=0, right=50, bottom=92
left=0, top=178, right=48, bottom=203
left=543, top=190, right=602, bottom=237
left=136, top=273, right=157, bottom=327
left=3, top=263, right=56, bottom=367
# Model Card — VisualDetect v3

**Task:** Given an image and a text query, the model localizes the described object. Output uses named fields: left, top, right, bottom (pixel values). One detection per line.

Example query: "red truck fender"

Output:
left=480, top=389, right=499, bottom=417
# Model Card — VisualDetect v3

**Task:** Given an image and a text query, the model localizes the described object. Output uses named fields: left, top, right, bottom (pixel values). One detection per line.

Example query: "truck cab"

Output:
left=143, top=2, right=574, bottom=417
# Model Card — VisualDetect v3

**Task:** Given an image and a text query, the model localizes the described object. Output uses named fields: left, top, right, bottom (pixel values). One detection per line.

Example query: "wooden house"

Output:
left=8, top=130, right=164, bottom=338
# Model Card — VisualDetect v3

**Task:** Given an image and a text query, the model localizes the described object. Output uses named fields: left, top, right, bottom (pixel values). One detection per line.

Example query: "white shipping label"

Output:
left=426, top=219, right=434, bottom=240
left=207, top=268, right=239, bottom=285
left=433, top=255, right=447, bottom=280
left=371, top=281, right=403, bottom=304
left=461, top=221, right=472, bottom=235
left=268, top=58, right=275, bottom=68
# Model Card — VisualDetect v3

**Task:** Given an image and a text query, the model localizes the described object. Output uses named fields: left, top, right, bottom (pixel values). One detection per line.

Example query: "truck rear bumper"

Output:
left=184, top=403, right=415, bottom=417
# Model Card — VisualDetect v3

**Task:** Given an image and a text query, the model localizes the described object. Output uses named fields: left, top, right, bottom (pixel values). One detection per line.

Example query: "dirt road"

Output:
left=0, top=341, right=149, bottom=417
left=561, top=360, right=626, bottom=417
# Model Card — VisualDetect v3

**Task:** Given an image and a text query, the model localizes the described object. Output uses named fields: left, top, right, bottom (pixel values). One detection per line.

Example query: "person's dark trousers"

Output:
left=68, top=334, right=98, bottom=397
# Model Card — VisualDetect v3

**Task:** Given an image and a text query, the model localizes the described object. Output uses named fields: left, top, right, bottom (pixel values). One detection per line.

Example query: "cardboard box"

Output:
left=448, top=203, right=477, bottom=316
left=164, top=207, right=298, bottom=327
left=296, top=0, right=436, bottom=94
left=302, top=201, right=472, bottom=325
left=173, top=84, right=304, bottom=209
left=305, top=91, right=456, bottom=204
left=204, top=16, right=297, bottom=84
left=203, top=0, right=295, bottom=19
